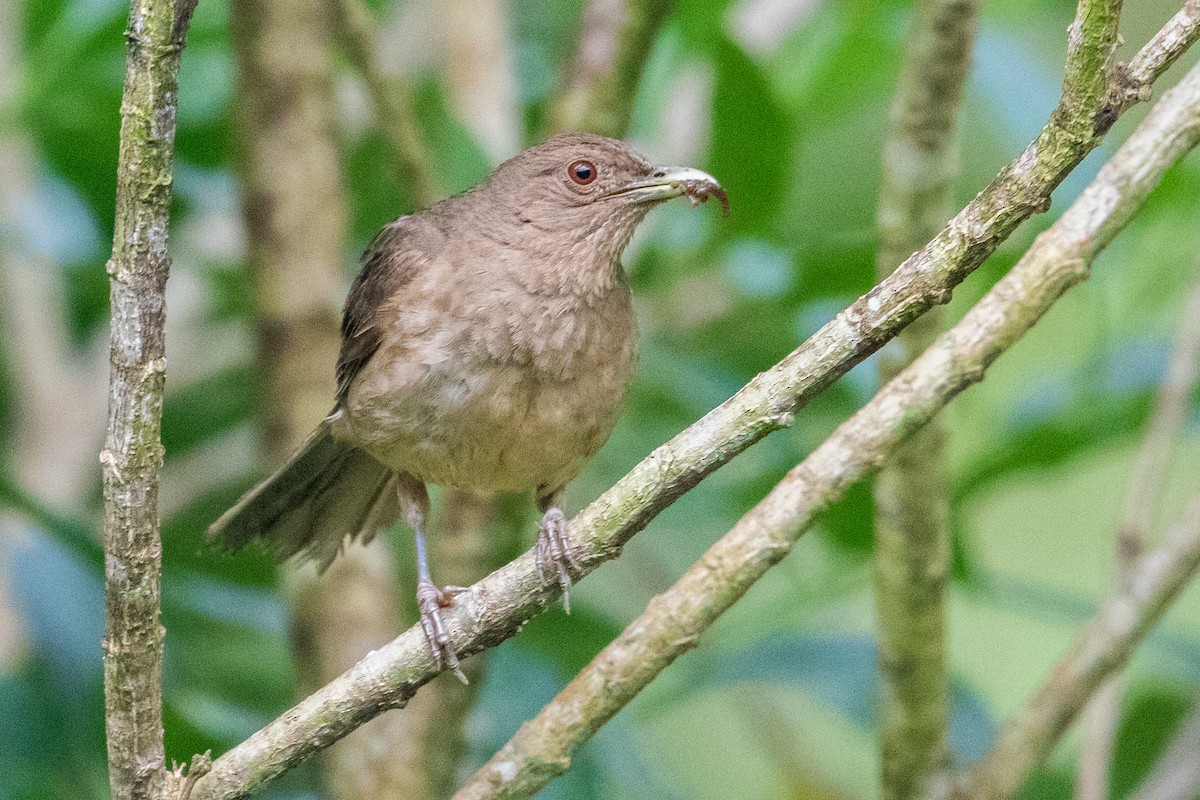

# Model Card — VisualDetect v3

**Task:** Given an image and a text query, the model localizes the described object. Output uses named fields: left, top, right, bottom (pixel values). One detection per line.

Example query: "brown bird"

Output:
left=209, top=133, right=726, bottom=680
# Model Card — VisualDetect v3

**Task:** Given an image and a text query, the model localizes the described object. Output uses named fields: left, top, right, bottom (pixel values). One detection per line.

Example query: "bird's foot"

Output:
left=416, top=578, right=467, bottom=684
left=536, top=507, right=581, bottom=613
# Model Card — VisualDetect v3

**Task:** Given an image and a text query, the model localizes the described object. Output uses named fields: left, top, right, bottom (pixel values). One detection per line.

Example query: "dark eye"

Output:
left=568, top=159, right=597, bottom=185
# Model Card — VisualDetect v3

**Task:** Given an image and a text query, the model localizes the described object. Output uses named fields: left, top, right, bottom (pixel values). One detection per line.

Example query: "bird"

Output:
left=209, top=132, right=727, bottom=681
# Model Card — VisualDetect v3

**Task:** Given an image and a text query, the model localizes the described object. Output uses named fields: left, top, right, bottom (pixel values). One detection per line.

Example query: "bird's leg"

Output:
left=398, top=473, right=467, bottom=684
left=536, top=487, right=581, bottom=613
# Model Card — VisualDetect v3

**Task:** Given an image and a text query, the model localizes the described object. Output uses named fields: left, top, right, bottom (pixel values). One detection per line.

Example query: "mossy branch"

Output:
left=102, top=0, right=194, bottom=797
left=453, top=53, right=1200, bottom=800
left=186, top=6, right=1200, bottom=798
left=873, top=1, right=981, bottom=797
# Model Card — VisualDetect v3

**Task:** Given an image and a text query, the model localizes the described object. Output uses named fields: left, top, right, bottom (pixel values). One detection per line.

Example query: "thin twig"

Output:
left=332, top=0, right=438, bottom=207
left=547, top=0, right=676, bottom=137
left=873, top=1, right=981, bottom=797
left=453, top=56, right=1200, bottom=800
left=954, top=501, right=1200, bottom=800
left=186, top=8, right=1200, bottom=798
left=172, top=751, right=213, bottom=800
left=1126, top=0, right=1200, bottom=86
left=1075, top=259, right=1200, bottom=800
left=102, top=0, right=193, bottom=796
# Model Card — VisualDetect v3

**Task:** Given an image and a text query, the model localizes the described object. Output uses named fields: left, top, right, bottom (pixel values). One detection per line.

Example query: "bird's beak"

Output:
left=609, top=166, right=729, bottom=216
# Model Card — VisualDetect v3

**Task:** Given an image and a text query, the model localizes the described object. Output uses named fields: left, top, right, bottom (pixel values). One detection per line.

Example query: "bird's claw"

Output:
left=416, top=579, right=467, bottom=684
left=536, top=507, right=581, bottom=613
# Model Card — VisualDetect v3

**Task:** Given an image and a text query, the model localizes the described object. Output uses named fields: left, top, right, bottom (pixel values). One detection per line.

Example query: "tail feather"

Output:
left=208, top=421, right=399, bottom=569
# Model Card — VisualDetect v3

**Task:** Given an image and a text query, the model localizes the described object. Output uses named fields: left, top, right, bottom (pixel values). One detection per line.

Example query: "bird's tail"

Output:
left=208, top=421, right=399, bottom=570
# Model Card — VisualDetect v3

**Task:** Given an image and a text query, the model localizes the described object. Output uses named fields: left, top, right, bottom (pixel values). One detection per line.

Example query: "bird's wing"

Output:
left=336, top=217, right=438, bottom=405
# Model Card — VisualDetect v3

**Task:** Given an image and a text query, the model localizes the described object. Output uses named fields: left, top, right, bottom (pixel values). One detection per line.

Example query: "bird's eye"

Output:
left=568, top=160, right=597, bottom=185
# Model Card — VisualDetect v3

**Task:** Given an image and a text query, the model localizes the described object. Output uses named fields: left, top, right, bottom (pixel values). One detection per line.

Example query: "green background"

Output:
left=1, top=0, right=1199, bottom=797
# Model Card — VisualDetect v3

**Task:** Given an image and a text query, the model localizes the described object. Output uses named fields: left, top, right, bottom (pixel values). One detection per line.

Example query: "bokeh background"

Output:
left=2, top=0, right=1200, bottom=797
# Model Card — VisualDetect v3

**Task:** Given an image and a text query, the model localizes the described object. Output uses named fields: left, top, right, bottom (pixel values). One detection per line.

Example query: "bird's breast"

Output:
left=338, top=281, right=637, bottom=493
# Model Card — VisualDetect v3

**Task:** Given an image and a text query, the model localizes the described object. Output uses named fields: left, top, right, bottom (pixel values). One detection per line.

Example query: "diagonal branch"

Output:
left=102, top=0, right=195, bottom=796
left=547, top=0, right=676, bottom=138
left=1126, top=0, right=1200, bottom=86
left=1075, top=256, right=1200, bottom=800
left=186, top=7, right=1200, bottom=798
left=873, top=1, right=981, bottom=797
left=1126, top=686, right=1200, bottom=800
left=452, top=54, right=1200, bottom=800
left=954, top=500, right=1200, bottom=800
left=331, top=0, right=439, bottom=207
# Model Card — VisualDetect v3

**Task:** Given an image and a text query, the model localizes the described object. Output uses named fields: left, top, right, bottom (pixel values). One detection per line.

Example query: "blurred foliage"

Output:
left=2, top=0, right=1200, bottom=798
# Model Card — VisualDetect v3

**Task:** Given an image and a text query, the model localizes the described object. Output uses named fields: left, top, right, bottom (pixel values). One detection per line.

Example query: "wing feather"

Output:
left=335, top=218, right=437, bottom=405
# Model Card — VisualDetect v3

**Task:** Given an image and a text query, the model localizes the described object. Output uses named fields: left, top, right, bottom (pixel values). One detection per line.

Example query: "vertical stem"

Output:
left=229, top=0, right=414, bottom=797
left=873, top=1, right=979, bottom=798
left=101, top=0, right=195, bottom=796
left=231, top=0, right=344, bottom=456
left=442, top=0, right=520, bottom=160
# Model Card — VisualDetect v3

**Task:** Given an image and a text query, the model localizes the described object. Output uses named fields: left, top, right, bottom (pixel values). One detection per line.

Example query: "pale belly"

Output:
left=334, top=354, right=631, bottom=494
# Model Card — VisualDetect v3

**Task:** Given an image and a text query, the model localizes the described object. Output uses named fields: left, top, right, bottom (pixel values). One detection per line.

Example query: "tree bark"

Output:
left=229, top=0, right=424, bottom=797
left=101, top=0, right=195, bottom=796
left=873, top=2, right=980, bottom=797
left=453, top=51, right=1200, bottom=800
left=187, top=5, right=1200, bottom=797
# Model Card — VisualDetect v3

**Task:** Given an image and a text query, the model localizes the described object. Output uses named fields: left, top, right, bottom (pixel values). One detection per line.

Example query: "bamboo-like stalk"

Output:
left=873, top=1, right=981, bottom=797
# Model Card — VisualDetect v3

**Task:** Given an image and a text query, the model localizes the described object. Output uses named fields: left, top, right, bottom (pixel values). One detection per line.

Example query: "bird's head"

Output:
left=476, top=133, right=727, bottom=265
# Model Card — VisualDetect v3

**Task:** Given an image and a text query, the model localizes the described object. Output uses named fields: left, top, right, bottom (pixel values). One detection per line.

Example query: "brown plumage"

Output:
left=209, top=132, right=726, bottom=679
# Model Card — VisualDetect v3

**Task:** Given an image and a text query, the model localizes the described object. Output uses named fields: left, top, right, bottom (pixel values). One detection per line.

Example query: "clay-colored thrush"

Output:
left=210, top=133, right=726, bottom=679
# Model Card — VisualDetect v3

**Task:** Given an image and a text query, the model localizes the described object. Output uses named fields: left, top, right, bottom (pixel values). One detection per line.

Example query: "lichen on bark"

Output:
left=102, top=0, right=195, bottom=798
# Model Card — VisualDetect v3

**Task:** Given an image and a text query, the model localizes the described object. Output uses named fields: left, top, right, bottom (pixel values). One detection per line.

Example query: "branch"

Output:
left=332, top=0, right=439, bottom=207
left=452, top=54, right=1200, bottom=800
left=1126, top=0, right=1200, bottom=86
left=228, top=0, right=422, bottom=796
left=954, top=501, right=1200, bottom=800
left=186, top=9, right=1200, bottom=798
left=873, top=1, right=981, bottom=797
left=102, top=0, right=194, bottom=795
left=442, top=0, right=520, bottom=160
left=1075, top=257, right=1200, bottom=799
left=547, top=0, right=675, bottom=137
